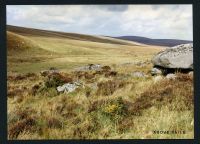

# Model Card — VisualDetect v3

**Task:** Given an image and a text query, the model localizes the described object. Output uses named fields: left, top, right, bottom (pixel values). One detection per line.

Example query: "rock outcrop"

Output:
left=57, top=82, right=82, bottom=93
left=152, top=43, right=193, bottom=69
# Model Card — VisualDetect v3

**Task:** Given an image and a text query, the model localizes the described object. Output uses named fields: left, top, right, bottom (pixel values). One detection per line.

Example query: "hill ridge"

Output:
left=7, top=25, right=143, bottom=46
left=114, top=36, right=192, bottom=47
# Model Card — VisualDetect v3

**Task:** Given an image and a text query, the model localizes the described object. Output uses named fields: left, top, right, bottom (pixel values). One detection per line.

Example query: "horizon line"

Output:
left=6, top=24, right=193, bottom=41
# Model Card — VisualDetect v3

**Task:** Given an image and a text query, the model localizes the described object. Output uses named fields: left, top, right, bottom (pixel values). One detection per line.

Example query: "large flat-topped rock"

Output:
left=152, top=43, right=193, bottom=69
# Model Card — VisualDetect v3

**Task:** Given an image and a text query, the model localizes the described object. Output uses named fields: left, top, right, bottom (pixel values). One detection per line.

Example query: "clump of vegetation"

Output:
left=8, top=108, right=36, bottom=125
left=8, top=117, right=37, bottom=139
left=96, top=80, right=126, bottom=96
left=72, top=115, right=100, bottom=139
left=85, top=86, right=92, bottom=97
left=46, top=117, right=62, bottom=129
left=102, top=97, right=128, bottom=120
left=117, top=118, right=134, bottom=133
left=88, top=99, right=107, bottom=113
left=31, top=83, right=42, bottom=96
left=53, top=97, right=82, bottom=118
left=44, top=73, right=73, bottom=88
left=132, top=73, right=193, bottom=114
left=84, top=72, right=95, bottom=79
left=104, top=71, right=118, bottom=77
left=101, top=66, right=111, bottom=72
left=7, top=88, right=24, bottom=98
left=7, top=73, right=38, bottom=81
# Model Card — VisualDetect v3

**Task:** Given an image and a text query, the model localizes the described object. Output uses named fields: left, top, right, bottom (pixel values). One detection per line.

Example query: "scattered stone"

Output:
left=188, top=71, right=193, bottom=77
left=151, top=67, right=162, bottom=76
left=56, top=82, right=82, bottom=93
left=131, top=71, right=146, bottom=78
left=166, top=73, right=176, bottom=80
left=153, top=75, right=163, bottom=83
left=74, top=64, right=102, bottom=71
left=152, top=43, right=193, bottom=69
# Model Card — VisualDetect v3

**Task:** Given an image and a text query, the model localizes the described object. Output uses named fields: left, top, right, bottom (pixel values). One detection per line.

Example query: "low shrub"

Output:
left=101, top=66, right=111, bottom=72
left=96, top=80, right=126, bottom=96
left=104, top=71, right=118, bottom=77
left=7, top=88, right=23, bottom=98
left=8, top=117, right=36, bottom=139
left=44, top=73, right=73, bottom=88
left=46, top=117, right=62, bottom=129
left=101, top=97, right=128, bottom=121
left=117, top=118, right=134, bottom=133
left=131, top=74, right=193, bottom=114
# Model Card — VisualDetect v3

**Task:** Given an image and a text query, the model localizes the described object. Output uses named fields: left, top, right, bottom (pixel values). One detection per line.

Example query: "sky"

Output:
left=7, top=5, right=193, bottom=40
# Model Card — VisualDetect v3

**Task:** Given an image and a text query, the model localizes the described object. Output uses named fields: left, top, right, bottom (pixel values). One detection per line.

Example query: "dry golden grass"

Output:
left=7, top=27, right=193, bottom=139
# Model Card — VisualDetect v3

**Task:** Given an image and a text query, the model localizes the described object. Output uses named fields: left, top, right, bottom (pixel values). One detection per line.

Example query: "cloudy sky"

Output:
left=7, top=5, right=193, bottom=40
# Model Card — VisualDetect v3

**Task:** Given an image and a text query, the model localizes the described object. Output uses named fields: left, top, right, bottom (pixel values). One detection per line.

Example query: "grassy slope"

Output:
left=7, top=25, right=163, bottom=73
left=7, top=25, right=144, bottom=46
left=7, top=26, right=193, bottom=139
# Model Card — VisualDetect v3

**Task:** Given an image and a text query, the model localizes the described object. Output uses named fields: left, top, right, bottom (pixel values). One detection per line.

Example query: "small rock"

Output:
left=188, top=71, right=193, bottom=77
left=131, top=71, right=146, bottom=78
left=74, top=64, right=102, bottom=71
left=151, top=67, right=162, bottom=75
left=57, top=82, right=82, bottom=93
left=166, top=73, right=176, bottom=80
left=153, top=75, right=163, bottom=83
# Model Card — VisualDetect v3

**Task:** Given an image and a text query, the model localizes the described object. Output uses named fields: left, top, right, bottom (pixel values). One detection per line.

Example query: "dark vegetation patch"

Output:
left=96, top=80, right=127, bottom=96
left=8, top=108, right=36, bottom=125
left=74, top=65, right=116, bottom=80
left=72, top=116, right=100, bottom=139
left=8, top=117, right=37, bottom=139
left=7, top=84, right=28, bottom=98
left=74, top=71, right=96, bottom=80
left=104, top=71, right=118, bottom=77
left=84, top=72, right=95, bottom=79
left=54, top=98, right=82, bottom=119
left=117, top=117, right=134, bottom=133
left=101, top=66, right=111, bottom=72
left=7, top=88, right=24, bottom=98
left=7, top=73, right=38, bottom=81
left=31, top=83, right=42, bottom=96
left=44, top=73, right=73, bottom=88
left=46, top=117, right=62, bottom=129
left=88, top=99, right=108, bottom=113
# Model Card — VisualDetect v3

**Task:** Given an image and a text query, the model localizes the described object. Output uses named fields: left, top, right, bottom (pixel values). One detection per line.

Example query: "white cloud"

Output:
left=7, top=5, right=192, bottom=40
